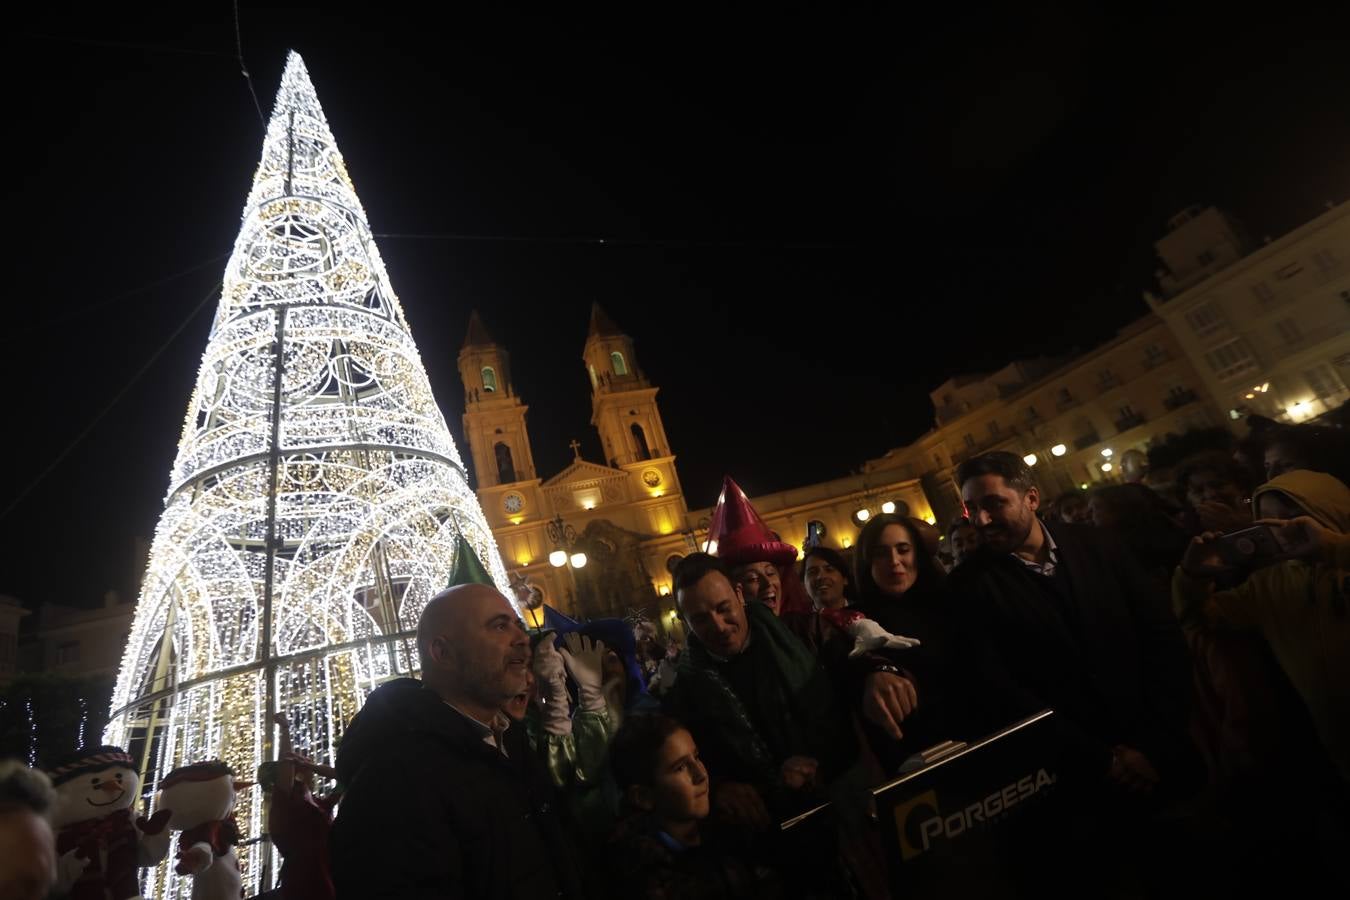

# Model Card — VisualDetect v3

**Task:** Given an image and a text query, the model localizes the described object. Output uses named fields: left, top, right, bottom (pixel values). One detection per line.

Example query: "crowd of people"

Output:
left=3, top=416, right=1347, bottom=899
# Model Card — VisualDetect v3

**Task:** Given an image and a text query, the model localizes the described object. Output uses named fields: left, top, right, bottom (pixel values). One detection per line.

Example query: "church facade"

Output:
left=458, top=304, right=933, bottom=638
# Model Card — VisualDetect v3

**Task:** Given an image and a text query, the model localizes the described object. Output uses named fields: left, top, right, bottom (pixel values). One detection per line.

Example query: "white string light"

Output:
left=105, top=53, right=510, bottom=897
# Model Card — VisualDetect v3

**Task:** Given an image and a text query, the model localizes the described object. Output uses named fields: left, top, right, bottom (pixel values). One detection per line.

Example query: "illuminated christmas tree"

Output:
left=104, top=52, right=509, bottom=896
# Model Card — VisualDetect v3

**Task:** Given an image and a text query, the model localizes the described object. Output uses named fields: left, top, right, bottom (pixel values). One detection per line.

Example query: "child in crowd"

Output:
left=605, top=714, right=783, bottom=899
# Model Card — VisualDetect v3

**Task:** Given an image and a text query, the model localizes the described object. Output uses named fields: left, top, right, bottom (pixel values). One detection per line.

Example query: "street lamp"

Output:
left=545, top=514, right=588, bottom=617
left=1050, top=444, right=1067, bottom=457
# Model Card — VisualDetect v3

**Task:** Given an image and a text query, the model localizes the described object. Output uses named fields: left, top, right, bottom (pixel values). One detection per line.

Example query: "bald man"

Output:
left=332, top=584, right=586, bottom=900
left=0, top=761, right=58, bottom=900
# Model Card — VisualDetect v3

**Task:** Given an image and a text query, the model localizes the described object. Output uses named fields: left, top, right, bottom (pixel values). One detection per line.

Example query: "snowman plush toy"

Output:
left=156, top=761, right=244, bottom=900
left=47, top=744, right=172, bottom=900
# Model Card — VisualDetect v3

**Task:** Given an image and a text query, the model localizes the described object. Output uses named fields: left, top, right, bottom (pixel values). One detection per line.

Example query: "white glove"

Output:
left=649, top=657, right=678, bottom=695
left=847, top=619, right=921, bottom=658
left=561, top=632, right=608, bottom=713
left=533, top=639, right=573, bottom=736
left=532, top=638, right=567, bottom=685
left=55, top=848, right=90, bottom=893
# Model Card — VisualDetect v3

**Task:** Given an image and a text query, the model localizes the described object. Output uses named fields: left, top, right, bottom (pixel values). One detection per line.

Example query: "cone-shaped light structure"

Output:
left=105, top=52, right=509, bottom=897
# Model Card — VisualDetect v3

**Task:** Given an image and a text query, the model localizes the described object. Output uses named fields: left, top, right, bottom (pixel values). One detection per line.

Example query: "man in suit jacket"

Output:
left=948, top=452, right=1197, bottom=799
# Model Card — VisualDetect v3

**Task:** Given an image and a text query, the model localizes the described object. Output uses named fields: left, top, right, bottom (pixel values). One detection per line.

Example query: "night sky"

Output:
left=5, top=6, right=1348, bottom=608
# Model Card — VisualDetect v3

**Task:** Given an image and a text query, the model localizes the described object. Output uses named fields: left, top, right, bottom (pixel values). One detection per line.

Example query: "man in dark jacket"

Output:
left=330, top=584, right=586, bottom=899
left=949, top=452, right=1197, bottom=799
left=661, top=553, right=919, bottom=825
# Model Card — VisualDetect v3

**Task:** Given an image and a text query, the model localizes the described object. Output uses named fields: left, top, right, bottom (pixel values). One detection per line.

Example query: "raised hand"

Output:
left=531, top=637, right=567, bottom=685
left=1180, top=532, right=1231, bottom=579
left=560, top=632, right=608, bottom=712
left=1256, top=516, right=1327, bottom=561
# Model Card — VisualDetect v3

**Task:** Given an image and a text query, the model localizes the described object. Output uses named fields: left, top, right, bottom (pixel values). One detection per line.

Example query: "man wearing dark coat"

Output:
left=330, top=584, right=586, bottom=900
left=949, top=452, right=1198, bottom=798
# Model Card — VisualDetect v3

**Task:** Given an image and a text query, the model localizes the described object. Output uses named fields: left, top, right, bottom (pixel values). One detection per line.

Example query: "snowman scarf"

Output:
left=177, top=815, right=240, bottom=861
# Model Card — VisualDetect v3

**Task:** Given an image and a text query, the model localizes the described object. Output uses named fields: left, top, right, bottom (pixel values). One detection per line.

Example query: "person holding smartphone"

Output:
left=1174, top=469, right=1350, bottom=786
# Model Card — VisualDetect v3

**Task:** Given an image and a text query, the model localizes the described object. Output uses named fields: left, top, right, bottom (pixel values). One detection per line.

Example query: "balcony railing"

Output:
left=1163, top=389, right=1198, bottom=411
left=1115, top=413, right=1147, bottom=432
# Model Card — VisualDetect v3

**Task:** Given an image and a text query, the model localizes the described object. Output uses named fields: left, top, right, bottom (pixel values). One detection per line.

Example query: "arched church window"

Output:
left=481, top=366, right=497, bottom=392
left=610, top=352, right=628, bottom=376
left=494, top=442, right=516, bottom=483
left=631, top=423, right=652, bottom=461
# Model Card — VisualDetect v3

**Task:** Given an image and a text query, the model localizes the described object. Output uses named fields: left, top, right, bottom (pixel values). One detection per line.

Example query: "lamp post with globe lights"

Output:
left=546, top=514, right=589, bottom=618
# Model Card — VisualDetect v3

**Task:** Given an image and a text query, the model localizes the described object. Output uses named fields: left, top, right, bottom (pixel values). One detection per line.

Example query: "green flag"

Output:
left=446, top=533, right=494, bottom=587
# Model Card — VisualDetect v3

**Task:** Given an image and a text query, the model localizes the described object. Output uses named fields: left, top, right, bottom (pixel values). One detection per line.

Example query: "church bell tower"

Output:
left=583, top=303, right=683, bottom=502
left=458, top=311, right=542, bottom=526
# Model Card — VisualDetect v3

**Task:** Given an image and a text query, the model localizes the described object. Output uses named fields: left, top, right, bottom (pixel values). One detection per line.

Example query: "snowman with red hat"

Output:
left=155, top=761, right=245, bottom=900
left=47, top=744, right=172, bottom=900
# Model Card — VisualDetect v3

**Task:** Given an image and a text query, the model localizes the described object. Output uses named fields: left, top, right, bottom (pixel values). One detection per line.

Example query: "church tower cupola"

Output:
left=458, top=311, right=538, bottom=490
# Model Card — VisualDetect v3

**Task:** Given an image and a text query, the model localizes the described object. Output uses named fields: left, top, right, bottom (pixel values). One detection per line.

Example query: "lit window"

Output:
left=481, top=366, right=497, bottom=392
left=610, top=352, right=628, bottom=376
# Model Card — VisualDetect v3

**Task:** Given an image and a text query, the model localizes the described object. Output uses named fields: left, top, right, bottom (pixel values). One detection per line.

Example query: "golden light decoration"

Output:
left=105, top=53, right=509, bottom=898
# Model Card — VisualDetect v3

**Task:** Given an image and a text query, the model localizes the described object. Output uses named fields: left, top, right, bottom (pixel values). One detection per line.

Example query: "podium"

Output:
left=871, top=710, right=1062, bottom=896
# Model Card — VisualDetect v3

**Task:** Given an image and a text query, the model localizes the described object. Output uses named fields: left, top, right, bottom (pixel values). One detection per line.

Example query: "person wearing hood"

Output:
left=1175, top=469, right=1350, bottom=785
left=329, top=582, right=586, bottom=900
